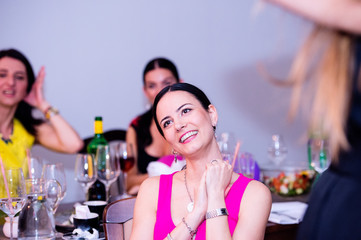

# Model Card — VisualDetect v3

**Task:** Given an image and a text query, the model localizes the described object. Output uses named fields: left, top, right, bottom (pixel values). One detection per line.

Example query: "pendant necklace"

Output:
left=0, top=121, right=13, bottom=144
left=184, top=169, right=194, bottom=212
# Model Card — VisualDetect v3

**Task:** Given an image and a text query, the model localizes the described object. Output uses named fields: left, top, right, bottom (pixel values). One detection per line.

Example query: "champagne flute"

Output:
left=96, top=145, right=120, bottom=202
left=0, top=168, right=26, bottom=240
left=114, top=142, right=135, bottom=199
left=42, top=163, right=67, bottom=213
left=74, top=153, right=97, bottom=200
left=310, top=139, right=330, bottom=174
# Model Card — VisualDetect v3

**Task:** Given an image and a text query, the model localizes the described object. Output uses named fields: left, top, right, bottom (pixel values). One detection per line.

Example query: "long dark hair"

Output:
left=152, top=83, right=212, bottom=137
left=0, top=49, right=43, bottom=136
left=136, top=58, right=180, bottom=149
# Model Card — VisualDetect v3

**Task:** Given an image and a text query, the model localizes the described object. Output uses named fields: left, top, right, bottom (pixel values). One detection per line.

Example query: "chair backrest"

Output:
left=78, top=129, right=127, bottom=153
left=103, top=197, right=136, bottom=240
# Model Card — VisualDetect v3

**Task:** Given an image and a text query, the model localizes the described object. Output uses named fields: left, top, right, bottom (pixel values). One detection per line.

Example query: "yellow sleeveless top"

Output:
left=0, top=119, right=35, bottom=218
left=0, top=118, right=35, bottom=178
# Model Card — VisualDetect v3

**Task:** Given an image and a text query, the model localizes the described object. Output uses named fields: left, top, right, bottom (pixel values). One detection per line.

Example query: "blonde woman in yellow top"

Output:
left=0, top=49, right=83, bottom=176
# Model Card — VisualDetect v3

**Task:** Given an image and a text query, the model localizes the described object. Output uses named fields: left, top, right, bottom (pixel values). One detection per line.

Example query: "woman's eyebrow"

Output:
left=176, top=103, right=191, bottom=112
left=160, top=103, right=192, bottom=124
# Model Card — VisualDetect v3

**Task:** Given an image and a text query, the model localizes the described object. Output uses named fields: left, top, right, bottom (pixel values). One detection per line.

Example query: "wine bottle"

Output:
left=87, top=116, right=108, bottom=201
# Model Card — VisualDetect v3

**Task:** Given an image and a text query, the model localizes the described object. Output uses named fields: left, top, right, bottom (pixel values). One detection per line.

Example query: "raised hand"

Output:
left=24, top=66, right=49, bottom=111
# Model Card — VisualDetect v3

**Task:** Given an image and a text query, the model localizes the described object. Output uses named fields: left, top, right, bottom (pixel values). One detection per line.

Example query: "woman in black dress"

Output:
left=265, top=1, right=361, bottom=239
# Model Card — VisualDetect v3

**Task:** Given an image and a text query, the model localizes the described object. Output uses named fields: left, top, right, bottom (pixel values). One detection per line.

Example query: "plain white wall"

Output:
left=1, top=1, right=312, bottom=203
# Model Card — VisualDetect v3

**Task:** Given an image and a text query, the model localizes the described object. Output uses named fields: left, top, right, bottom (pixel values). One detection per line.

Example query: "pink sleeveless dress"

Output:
left=153, top=172, right=252, bottom=240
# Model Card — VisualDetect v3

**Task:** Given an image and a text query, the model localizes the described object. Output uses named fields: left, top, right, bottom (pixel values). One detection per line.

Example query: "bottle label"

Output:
left=94, top=120, right=103, bottom=134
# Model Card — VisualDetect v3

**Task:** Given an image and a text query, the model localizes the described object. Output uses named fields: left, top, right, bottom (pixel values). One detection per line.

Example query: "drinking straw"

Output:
left=26, top=149, right=32, bottom=178
left=0, top=154, right=14, bottom=215
left=231, top=140, right=242, bottom=169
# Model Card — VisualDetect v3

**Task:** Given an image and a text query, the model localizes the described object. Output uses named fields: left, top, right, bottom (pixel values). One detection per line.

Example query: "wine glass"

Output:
left=310, top=139, right=330, bottom=174
left=114, top=142, right=135, bottom=199
left=0, top=168, right=26, bottom=240
left=74, top=153, right=97, bottom=200
left=42, top=163, right=67, bottom=213
left=267, top=134, right=288, bottom=165
left=27, top=155, right=44, bottom=179
left=96, top=145, right=121, bottom=202
left=217, top=132, right=236, bottom=162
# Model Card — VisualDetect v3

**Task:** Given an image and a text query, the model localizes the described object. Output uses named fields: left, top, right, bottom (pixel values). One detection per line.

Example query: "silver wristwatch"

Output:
left=205, top=208, right=229, bottom=219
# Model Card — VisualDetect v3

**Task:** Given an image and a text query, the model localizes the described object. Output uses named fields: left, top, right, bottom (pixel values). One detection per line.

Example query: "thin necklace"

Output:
left=184, top=169, right=194, bottom=212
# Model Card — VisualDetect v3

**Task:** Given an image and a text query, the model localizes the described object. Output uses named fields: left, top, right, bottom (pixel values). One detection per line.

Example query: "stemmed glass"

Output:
left=96, top=145, right=121, bottom=202
left=27, top=155, right=44, bottom=179
left=267, top=134, right=288, bottom=165
left=42, top=163, right=67, bottom=213
left=74, top=153, right=97, bottom=200
left=310, top=139, right=330, bottom=174
left=113, top=142, right=135, bottom=199
left=0, top=168, right=26, bottom=239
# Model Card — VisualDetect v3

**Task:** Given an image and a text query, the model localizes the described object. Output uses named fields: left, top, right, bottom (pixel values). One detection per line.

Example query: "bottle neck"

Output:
left=94, top=120, right=103, bottom=135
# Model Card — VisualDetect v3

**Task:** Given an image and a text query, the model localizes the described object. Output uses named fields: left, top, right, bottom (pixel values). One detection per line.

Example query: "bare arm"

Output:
left=266, top=0, right=361, bottom=34
left=25, top=66, right=83, bottom=153
left=36, top=115, right=83, bottom=153
left=233, top=180, right=272, bottom=239
left=130, top=177, right=159, bottom=240
left=126, top=126, right=149, bottom=192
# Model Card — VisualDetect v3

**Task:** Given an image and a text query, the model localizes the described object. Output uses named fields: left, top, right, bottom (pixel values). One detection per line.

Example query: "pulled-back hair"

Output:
left=152, top=83, right=212, bottom=136
left=143, top=57, right=180, bottom=85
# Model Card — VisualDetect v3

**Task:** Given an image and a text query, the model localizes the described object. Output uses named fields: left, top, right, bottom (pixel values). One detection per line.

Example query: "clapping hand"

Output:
left=205, top=160, right=233, bottom=198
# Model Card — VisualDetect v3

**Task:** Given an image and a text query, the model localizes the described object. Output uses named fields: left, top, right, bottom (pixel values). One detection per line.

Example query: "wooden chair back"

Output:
left=103, top=197, right=136, bottom=240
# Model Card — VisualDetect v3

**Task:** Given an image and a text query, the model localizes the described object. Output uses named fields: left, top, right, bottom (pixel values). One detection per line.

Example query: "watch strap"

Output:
left=205, top=208, right=229, bottom=219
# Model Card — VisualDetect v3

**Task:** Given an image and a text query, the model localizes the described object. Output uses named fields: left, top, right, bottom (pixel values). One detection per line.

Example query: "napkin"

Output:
left=268, top=201, right=308, bottom=224
left=75, top=205, right=92, bottom=219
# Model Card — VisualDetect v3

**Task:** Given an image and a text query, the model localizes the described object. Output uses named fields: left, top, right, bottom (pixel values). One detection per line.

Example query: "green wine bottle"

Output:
left=87, top=116, right=108, bottom=201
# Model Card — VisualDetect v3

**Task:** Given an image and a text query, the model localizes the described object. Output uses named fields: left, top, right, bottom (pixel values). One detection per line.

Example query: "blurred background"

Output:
left=0, top=0, right=312, bottom=202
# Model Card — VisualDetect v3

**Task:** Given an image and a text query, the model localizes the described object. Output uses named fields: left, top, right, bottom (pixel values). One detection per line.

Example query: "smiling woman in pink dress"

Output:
left=130, top=83, right=271, bottom=240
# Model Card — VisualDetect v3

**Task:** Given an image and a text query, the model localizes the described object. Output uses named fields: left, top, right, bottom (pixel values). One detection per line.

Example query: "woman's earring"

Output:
left=173, top=150, right=178, bottom=163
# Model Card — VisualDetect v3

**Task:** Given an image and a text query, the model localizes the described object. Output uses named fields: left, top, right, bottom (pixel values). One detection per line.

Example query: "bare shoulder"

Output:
left=134, top=176, right=161, bottom=217
left=245, top=180, right=272, bottom=202
left=137, top=176, right=160, bottom=198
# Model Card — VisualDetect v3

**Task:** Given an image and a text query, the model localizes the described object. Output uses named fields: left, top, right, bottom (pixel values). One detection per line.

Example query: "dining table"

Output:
left=265, top=193, right=309, bottom=240
left=0, top=192, right=309, bottom=240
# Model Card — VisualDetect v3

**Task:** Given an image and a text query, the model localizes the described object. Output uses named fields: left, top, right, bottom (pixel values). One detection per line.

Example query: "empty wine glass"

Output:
left=42, top=163, right=67, bottom=213
left=267, top=134, right=288, bottom=165
left=96, top=145, right=120, bottom=202
left=113, top=142, right=135, bottom=199
left=74, top=153, right=97, bottom=200
left=217, top=132, right=236, bottom=162
left=26, top=154, right=44, bottom=179
left=44, top=178, right=62, bottom=212
left=0, top=168, right=26, bottom=240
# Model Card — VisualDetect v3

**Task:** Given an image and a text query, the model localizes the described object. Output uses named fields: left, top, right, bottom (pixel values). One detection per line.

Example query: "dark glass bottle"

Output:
left=87, top=116, right=107, bottom=201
